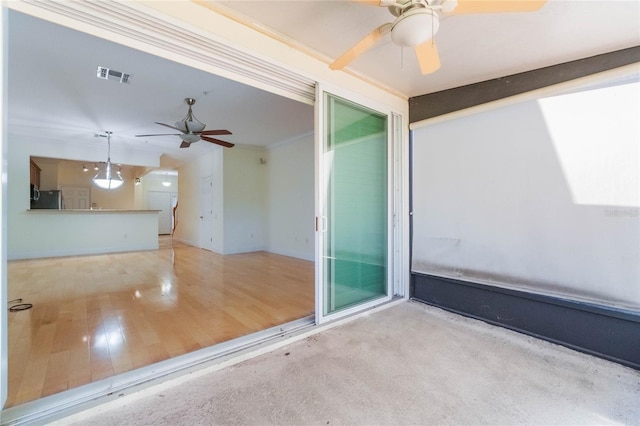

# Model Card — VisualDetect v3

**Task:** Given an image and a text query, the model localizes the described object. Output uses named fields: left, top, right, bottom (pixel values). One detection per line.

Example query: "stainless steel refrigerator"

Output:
left=30, top=189, right=62, bottom=209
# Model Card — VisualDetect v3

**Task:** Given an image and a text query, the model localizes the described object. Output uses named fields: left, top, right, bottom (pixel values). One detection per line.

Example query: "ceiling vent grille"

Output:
left=96, top=66, right=131, bottom=84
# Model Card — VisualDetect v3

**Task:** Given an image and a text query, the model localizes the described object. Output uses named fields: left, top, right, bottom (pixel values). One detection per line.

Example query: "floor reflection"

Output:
left=6, top=241, right=314, bottom=407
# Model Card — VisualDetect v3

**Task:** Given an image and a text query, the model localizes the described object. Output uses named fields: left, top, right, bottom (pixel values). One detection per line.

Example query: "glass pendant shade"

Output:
left=175, top=98, right=205, bottom=134
left=175, top=119, right=205, bottom=134
left=92, top=131, right=124, bottom=189
left=179, top=133, right=200, bottom=144
left=391, top=8, right=439, bottom=47
left=93, top=161, right=124, bottom=189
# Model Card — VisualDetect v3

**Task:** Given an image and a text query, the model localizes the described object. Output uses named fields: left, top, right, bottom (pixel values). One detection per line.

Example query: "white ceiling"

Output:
left=215, top=0, right=640, bottom=97
left=7, top=10, right=315, bottom=168
left=7, top=2, right=639, bottom=169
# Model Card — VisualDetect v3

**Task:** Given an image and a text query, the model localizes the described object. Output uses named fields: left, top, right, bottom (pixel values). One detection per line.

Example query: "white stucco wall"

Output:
left=174, top=137, right=314, bottom=261
left=266, top=134, right=314, bottom=261
left=222, top=146, right=268, bottom=254
left=174, top=149, right=223, bottom=250
left=412, top=77, right=640, bottom=310
left=136, top=173, right=178, bottom=210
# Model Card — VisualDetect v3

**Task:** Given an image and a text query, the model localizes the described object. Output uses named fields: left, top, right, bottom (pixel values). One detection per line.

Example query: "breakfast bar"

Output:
left=11, top=209, right=160, bottom=260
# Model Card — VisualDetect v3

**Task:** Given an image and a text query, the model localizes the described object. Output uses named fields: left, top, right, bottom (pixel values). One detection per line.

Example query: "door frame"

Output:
left=0, top=2, right=409, bottom=419
left=199, top=176, right=214, bottom=251
left=315, top=83, right=404, bottom=325
left=147, top=190, right=174, bottom=235
left=59, top=185, right=90, bottom=210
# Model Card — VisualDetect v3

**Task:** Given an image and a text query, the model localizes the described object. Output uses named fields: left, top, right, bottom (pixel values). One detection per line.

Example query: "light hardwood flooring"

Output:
left=6, top=238, right=314, bottom=408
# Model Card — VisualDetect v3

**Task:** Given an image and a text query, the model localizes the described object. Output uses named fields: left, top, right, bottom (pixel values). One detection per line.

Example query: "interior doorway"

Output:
left=148, top=191, right=175, bottom=235
left=200, top=176, right=214, bottom=251
left=60, top=186, right=90, bottom=210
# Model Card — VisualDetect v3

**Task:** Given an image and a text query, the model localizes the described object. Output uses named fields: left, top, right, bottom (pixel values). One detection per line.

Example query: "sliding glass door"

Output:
left=317, top=91, right=392, bottom=322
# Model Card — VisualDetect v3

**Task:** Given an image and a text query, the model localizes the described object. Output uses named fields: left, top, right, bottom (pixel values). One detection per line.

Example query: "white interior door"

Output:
left=200, top=176, right=214, bottom=251
left=148, top=191, right=173, bottom=235
left=60, top=186, right=90, bottom=209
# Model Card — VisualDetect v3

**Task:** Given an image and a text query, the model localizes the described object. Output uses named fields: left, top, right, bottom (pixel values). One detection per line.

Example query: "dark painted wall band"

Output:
left=411, top=273, right=640, bottom=370
left=409, top=46, right=640, bottom=123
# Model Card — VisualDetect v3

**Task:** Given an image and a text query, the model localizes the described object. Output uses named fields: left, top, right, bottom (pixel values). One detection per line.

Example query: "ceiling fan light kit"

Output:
left=175, top=98, right=206, bottom=134
left=331, top=0, right=547, bottom=74
left=135, top=98, right=234, bottom=149
left=391, top=8, right=439, bottom=47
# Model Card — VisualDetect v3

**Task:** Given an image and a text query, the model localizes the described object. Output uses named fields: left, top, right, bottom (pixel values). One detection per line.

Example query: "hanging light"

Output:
left=82, top=164, right=89, bottom=172
left=175, top=98, right=205, bottom=134
left=92, top=131, right=124, bottom=189
left=162, top=173, right=172, bottom=187
left=93, top=163, right=100, bottom=171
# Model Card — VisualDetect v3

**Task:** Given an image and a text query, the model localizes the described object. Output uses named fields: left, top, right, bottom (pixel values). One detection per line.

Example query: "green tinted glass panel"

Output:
left=323, top=94, right=388, bottom=315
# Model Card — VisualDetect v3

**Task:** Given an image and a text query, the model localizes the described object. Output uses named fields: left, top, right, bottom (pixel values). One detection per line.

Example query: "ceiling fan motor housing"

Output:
left=391, top=7, right=440, bottom=47
left=179, top=133, right=201, bottom=144
left=175, top=119, right=206, bottom=134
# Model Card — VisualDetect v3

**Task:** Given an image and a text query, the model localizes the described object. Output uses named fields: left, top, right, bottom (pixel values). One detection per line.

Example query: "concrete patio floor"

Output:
left=58, top=301, right=640, bottom=425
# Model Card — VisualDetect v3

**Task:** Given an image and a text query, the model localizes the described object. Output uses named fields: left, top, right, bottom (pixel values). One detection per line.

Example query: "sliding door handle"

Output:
left=316, top=216, right=327, bottom=232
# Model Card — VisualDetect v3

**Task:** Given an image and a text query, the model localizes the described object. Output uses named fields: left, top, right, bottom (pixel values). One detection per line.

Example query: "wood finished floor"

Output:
left=6, top=238, right=314, bottom=408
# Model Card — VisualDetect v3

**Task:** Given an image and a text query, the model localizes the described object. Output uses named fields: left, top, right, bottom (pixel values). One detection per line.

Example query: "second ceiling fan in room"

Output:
left=136, top=98, right=234, bottom=148
left=331, top=0, right=548, bottom=74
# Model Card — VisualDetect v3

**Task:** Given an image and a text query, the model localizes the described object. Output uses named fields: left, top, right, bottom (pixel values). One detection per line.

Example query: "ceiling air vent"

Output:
left=96, top=66, right=131, bottom=84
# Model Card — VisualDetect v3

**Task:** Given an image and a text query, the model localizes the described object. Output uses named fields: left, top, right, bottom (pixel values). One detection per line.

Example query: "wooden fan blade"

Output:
left=330, top=23, right=391, bottom=71
left=415, top=40, right=441, bottom=75
left=201, top=135, right=235, bottom=148
left=453, top=0, right=547, bottom=14
left=351, top=0, right=382, bottom=5
left=199, top=129, right=232, bottom=136
left=155, top=122, right=184, bottom=132
left=135, top=133, right=181, bottom=137
left=180, top=141, right=191, bottom=148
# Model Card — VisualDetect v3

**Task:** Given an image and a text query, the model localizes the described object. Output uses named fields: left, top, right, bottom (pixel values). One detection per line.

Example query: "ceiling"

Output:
left=214, top=0, right=640, bottom=97
left=7, top=10, right=315, bottom=169
left=7, top=2, right=639, bottom=170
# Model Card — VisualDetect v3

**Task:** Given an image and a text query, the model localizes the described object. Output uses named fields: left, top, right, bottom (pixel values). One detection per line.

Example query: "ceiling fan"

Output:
left=330, top=0, right=547, bottom=74
left=136, top=98, right=234, bottom=148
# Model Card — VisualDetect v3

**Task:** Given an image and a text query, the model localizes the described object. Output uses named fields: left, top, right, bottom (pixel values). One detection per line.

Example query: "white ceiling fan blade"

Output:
left=453, top=0, right=547, bottom=14
left=330, top=23, right=392, bottom=71
left=415, top=40, right=441, bottom=74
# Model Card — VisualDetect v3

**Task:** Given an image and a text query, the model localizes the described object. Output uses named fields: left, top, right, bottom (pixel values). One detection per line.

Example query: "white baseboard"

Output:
left=267, top=247, right=314, bottom=262
left=171, top=236, right=198, bottom=248
left=221, top=245, right=268, bottom=255
left=7, top=243, right=159, bottom=260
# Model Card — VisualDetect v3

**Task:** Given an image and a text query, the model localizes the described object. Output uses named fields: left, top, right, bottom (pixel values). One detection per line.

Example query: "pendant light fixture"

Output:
left=92, top=131, right=124, bottom=189
left=162, top=173, right=171, bottom=187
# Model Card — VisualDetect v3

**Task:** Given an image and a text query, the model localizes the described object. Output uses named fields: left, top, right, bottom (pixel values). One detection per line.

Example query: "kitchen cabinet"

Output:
left=30, top=159, right=41, bottom=187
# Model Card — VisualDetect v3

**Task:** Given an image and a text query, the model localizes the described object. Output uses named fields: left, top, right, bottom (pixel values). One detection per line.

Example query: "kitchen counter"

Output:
left=11, top=209, right=161, bottom=260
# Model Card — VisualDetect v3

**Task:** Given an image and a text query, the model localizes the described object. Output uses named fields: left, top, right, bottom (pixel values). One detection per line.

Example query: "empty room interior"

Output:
left=4, top=9, right=317, bottom=411
left=0, top=0, right=638, bottom=424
